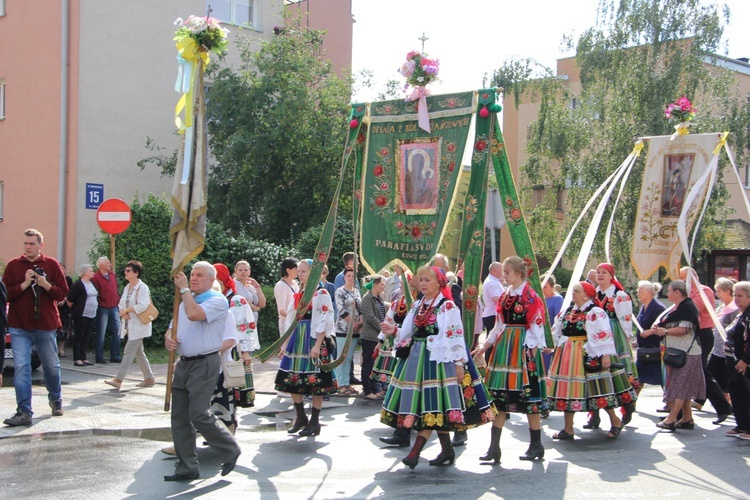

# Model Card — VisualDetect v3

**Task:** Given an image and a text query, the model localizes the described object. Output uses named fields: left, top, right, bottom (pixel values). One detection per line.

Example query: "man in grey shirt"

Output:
left=164, top=261, right=241, bottom=481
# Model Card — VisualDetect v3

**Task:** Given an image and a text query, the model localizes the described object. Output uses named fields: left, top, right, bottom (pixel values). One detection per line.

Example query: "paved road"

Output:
left=1, top=355, right=748, bottom=499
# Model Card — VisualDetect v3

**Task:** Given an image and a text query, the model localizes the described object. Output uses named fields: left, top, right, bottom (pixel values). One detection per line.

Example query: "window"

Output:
left=210, top=0, right=257, bottom=29
left=0, top=79, right=5, bottom=119
left=0, top=0, right=5, bottom=17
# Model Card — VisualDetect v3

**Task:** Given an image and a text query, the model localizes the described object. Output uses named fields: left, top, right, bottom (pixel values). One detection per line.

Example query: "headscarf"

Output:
left=597, top=263, right=624, bottom=292
left=431, top=266, right=453, bottom=301
left=579, top=281, right=602, bottom=309
left=213, top=263, right=236, bottom=295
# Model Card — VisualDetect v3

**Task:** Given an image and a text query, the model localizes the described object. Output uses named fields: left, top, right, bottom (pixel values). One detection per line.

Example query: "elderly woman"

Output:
left=361, top=275, right=387, bottom=400
left=635, top=281, right=667, bottom=394
left=643, top=280, right=705, bottom=431
left=66, top=264, right=98, bottom=366
left=473, top=256, right=548, bottom=463
left=725, top=281, right=750, bottom=438
left=234, top=260, right=266, bottom=322
left=334, top=267, right=363, bottom=397
left=381, top=266, right=481, bottom=469
left=709, top=278, right=739, bottom=399
left=275, top=259, right=338, bottom=437
left=104, top=261, right=155, bottom=390
left=547, top=282, right=635, bottom=440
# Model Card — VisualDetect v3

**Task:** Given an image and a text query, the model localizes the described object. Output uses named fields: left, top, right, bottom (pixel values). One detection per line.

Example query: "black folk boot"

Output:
left=288, top=401, right=308, bottom=434
left=479, top=424, right=502, bottom=464
left=519, top=428, right=544, bottom=461
left=299, top=406, right=321, bottom=436
left=428, top=432, right=456, bottom=466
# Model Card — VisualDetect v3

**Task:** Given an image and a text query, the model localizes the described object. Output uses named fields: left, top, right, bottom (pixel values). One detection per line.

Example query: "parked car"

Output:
left=4, top=332, right=42, bottom=371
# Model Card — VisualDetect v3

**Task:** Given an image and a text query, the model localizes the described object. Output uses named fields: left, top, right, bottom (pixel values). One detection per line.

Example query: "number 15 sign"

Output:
left=86, top=183, right=104, bottom=209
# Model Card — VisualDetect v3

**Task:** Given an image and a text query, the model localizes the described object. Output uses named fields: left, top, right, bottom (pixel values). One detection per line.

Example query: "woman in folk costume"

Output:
left=473, top=256, right=548, bottom=463
left=377, top=271, right=418, bottom=448
left=275, top=259, right=338, bottom=437
left=587, top=263, right=637, bottom=430
left=215, top=263, right=260, bottom=410
left=380, top=266, right=476, bottom=469
left=547, top=282, right=636, bottom=440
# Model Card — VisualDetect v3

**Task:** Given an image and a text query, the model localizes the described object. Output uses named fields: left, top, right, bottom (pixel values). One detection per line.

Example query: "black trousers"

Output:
left=725, top=358, right=750, bottom=431
left=360, top=339, right=379, bottom=395
left=694, top=328, right=733, bottom=415
left=482, top=316, right=496, bottom=362
left=73, top=316, right=94, bottom=362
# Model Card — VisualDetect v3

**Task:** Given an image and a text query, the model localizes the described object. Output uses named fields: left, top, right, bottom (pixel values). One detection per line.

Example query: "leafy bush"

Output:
left=295, top=216, right=356, bottom=276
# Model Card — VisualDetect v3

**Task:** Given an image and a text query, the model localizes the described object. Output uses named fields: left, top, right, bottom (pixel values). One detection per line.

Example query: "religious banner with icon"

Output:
left=631, top=133, right=722, bottom=280
left=356, top=91, right=475, bottom=274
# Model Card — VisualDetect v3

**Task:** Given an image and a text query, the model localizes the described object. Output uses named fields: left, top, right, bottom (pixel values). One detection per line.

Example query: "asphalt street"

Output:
left=0, top=353, right=748, bottom=499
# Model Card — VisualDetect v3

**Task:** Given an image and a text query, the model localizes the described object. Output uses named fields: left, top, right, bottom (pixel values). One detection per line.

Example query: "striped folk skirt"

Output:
left=485, top=325, right=548, bottom=414
left=380, top=338, right=466, bottom=432
left=274, top=320, right=338, bottom=396
left=371, top=350, right=397, bottom=385
left=611, top=319, right=639, bottom=388
left=457, top=351, right=498, bottom=430
left=547, top=338, right=637, bottom=412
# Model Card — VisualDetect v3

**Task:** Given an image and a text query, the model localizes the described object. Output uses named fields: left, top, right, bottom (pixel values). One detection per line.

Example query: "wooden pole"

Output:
left=163, top=287, right=181, bottom=411
left=110, top=234, right=115, bottom=270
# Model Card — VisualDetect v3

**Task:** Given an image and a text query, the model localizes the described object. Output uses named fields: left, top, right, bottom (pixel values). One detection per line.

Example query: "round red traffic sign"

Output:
left=96, top=198, right=132, bottom=235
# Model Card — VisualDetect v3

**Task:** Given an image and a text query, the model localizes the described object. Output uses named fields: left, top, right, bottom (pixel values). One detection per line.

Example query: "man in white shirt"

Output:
left=480, top=262, right=505, bottom=354
left=164, top=261, right=241, bottom=481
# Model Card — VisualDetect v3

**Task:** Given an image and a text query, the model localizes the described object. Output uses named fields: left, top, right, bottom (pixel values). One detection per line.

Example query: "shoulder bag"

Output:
left=636, top=346, right=661, bottom=363
left=662, top=334, right=696, bottom=369
left=223, top=350, right=246, bottom=389
left=134, top=286, right=159, bottom=324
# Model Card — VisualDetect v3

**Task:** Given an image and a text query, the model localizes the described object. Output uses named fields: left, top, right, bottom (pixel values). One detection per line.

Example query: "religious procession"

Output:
left=2, top=1, right=750, bottom=497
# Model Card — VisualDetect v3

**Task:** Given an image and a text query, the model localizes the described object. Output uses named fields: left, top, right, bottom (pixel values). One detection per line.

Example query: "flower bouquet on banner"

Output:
left=664, top=96, right=697, bottom=139
left=399, top=50, right=439, bottom=133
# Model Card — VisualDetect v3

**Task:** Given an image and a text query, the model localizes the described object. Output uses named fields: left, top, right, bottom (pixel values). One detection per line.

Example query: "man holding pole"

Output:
left=163, top=261, right=241, bottom=481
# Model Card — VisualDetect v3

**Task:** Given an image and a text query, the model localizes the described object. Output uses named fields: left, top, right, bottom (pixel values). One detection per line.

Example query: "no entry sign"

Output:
left=96, top=198, right=132, bottom=235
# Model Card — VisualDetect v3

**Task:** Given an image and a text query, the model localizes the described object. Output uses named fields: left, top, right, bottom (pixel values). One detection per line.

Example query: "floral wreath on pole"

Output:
left=665, top=96, right=697, bottom=140
left=173, top=15, right=229, bottom=133
left=398, top=50, right=439, bottom=133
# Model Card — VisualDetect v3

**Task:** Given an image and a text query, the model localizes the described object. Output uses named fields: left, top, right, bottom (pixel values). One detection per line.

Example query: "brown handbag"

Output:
left=134, top=286, right=159, bottom=324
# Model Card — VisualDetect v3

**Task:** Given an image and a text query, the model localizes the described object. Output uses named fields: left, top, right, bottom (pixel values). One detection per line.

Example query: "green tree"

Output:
left=493, top=0, right=750, bottom=280
left=205, top=13, right=353, bottom=243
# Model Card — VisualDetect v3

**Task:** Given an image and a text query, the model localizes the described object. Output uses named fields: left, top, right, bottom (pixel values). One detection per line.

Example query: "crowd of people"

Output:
left=3, top=228, right=750, bottom=480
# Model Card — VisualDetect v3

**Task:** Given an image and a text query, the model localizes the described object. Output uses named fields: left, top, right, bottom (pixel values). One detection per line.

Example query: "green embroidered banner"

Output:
left=490, top=122, right=554, bottom=347
left=455, top=89, right=496, bottom=348
left=357, top=92, right=475, bottom=274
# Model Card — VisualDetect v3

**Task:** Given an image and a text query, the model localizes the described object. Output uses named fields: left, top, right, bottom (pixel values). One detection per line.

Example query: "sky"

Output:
left=350, top=0, right=750, bottom=102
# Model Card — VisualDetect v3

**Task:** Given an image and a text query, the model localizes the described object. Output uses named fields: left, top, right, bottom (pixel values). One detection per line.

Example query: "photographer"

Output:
left=2, top=229, right=69, bottom=427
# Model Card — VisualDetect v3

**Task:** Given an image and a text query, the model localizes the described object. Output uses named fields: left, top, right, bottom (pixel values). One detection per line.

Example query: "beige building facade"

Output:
left=0, top=0, right=353, bottom=271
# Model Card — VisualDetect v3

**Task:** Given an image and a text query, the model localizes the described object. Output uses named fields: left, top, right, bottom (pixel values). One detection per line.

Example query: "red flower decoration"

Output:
left=448, top=161, right=456, bottom=172
left=511, top=208, right=522, bottom=220
left=430, top=221, right=437, bottom=229
left=464, top=387, right=475, bottom=399
left=395, top=220, right=404, bottom=228
left=318, top=251, right=327, bottom=262
left=596, top=397, right=608, bottom=409
left=445, top=302, right=453, bottom=310
left=321, top=305, right=329, bottom=312
left=411, top=226, right=422, bottom=239
left=249, top=322, right=256, bottom=330
left=475, top=139, right=488, bottom=152
left=239, top=324, right=247, bottom=331
left=447, top=143, right=456, bottom=152
left=505, top=198, right=514, bottom=206
left=556, top=400, right=567, bottom=411
left=380, top=183, right=388, bottom=190
left=528, top=361, right=537, bottom=372
left=357, top=133, right=365, bottom=144
left=463, top=299, right=474, bottom=311
left=355, top=190, right=362, bottom=200
left=621, top=392, right=632, bottom=403
left=373, top=165, right=384, bottom=176
left=375, top=195, right=387, bottom=206
left=380, top=147, right=389, bottom=156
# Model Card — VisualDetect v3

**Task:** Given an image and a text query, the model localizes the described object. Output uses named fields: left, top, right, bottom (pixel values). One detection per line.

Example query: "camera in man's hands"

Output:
left=32, top=266, right=45, bottom=279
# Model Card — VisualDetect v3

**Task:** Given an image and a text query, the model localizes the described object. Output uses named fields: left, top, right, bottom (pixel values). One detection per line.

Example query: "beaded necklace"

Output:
left=413, top=296, right=438, bottom=327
